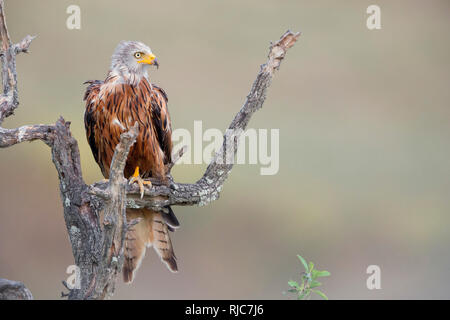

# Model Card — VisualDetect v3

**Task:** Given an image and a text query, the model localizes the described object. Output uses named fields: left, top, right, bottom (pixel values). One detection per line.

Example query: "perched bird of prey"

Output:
left=83, top=41, right=179, bottom=283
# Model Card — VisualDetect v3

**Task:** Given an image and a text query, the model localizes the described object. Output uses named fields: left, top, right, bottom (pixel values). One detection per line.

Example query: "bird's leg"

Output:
left=128, top=166, right=152, bottom=199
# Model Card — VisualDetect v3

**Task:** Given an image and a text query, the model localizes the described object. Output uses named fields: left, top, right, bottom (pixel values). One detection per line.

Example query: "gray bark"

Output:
left=0, top=278, right=33, bottom=300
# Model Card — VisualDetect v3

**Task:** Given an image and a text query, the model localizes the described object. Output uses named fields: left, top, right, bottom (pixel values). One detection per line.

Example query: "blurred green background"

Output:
left=1, top=0, right=449, bottom=299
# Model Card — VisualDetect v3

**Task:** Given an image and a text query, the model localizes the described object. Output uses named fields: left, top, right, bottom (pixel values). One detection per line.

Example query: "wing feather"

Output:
left=84, top=80, right=104, bottom=169
left=150, top=84, right=172, bottom=164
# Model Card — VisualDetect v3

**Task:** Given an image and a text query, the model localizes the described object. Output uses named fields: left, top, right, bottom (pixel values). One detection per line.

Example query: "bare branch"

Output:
left=0, top=278, right=33, bottom=300
left=92, top=123, right=139, bottom=299
left=167, top=144, right=188, bottom=171
left=0, top=0, right=35, bottom=124
left=0, top=124, right=54, bottom=147
left=13, top=35, right=36, bottom=54
left=0, top=0, right=11, bottom=50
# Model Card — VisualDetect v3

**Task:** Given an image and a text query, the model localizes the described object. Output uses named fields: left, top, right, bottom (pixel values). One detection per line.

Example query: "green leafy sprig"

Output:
left=286, top=255, right=330, bottom=300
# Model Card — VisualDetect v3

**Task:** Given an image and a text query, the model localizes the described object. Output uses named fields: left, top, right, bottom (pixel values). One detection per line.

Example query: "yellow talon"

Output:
left=128, top=166, right=152, bottom=199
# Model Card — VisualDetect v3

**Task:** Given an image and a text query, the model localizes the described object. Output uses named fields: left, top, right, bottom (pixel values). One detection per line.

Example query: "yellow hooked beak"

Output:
left=138, top=53, right=159, bottom=68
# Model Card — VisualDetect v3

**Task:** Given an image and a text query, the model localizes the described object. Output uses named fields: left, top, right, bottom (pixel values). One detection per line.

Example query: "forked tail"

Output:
left=123, top=208, right=178, bottom=283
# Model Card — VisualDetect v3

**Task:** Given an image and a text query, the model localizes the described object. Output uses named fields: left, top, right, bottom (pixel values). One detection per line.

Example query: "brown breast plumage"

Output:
left=84, top=76, right=172, bottom=180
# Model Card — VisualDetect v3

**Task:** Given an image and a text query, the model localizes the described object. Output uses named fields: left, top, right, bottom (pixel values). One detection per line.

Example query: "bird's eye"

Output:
left=134, top=52, right=142, bottom=59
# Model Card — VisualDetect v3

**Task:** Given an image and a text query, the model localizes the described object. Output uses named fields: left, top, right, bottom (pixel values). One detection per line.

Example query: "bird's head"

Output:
left=110, top=41, right=159, bottom=82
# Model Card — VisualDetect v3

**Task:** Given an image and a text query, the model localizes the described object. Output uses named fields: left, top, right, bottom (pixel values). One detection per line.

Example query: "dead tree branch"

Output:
left=0, top=278, right=33, bottom=300
left=0, top=0, right=300, bottom=300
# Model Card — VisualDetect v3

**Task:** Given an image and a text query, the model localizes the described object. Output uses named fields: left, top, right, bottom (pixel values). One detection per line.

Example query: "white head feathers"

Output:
left=109, top=41, right=156, bottom=85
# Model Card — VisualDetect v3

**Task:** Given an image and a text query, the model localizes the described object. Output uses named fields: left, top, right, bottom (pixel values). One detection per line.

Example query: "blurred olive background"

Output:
left=0, top=0, right=449, bottom=299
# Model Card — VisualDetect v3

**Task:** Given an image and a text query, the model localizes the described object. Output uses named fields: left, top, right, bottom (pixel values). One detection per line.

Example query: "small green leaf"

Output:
left=310, top=280, right=322, bottom=288
left=315, top=270, right=331, bottom=278
left=288, top=280, right=299, bottom=288
left=297, top=255, right=309, bottom=271
left=313, top=289, right=328, bottom=300
left=308, top=261, right=314, bottom=272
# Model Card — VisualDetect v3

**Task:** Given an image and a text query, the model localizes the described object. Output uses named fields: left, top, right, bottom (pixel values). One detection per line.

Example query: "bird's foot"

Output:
left=128, top=166, right=152, bottom=199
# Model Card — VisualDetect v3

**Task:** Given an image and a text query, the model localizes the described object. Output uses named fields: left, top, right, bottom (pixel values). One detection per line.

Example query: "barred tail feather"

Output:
left=123, top=208, right=177, bottom=283
left=150, top=211, right=178, bottom=273
left=123, top=209, right=149, bottom=283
